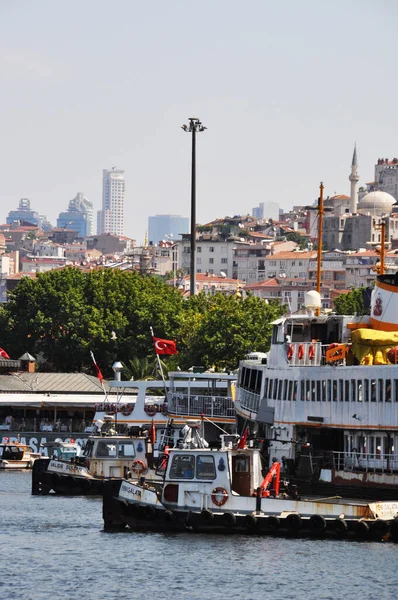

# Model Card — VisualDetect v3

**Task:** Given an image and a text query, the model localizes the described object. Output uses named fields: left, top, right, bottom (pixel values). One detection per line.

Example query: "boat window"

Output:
left=235, top=454, right=250, bottom=472
left=264, top=378, right=269, bottom=397
left=371, top=379, right=377, bottom=402
left=300, top=380, right=304, bottom=401
left=96, top=441, right=117, bottom=458
left=273, top=380, right=278, bottom=400
left=357, top=381, right=363, bottom=402
left=255, top=371, right=263, bottom=393
left=395, top=380, right=398, bottom=402
left=268, top=380, right=273, bottom=398
left=316, top=381, right=321, bottom=402
left=196, top=455, right=216, bottom=480
left=379, top=379, right=384, bottom=402
left=169, top=455, right=195, bottom=479
left=288, top=380, right=293, bottom=401
left=293, top=381, right=297, bottom=401
left=364, top=380, right=369, bottom=402
left=339, top=380, right=344, bottom=402
left=332, top=380, right=337, bottom=402
left=345, top=380, right=350, bottom=402
left=277, top=380, right=283, bottom=400
left=305, top=380, right=310, bottom=401
left=2, top=446, right=24, bottom=460
left=118, top=442, right=136, bottom=458
left=351, top=380, right=356, bottom=402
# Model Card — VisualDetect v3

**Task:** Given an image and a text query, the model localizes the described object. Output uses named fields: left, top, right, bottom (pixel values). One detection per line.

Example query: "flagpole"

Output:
left=150, top=326, right=170, bottom=406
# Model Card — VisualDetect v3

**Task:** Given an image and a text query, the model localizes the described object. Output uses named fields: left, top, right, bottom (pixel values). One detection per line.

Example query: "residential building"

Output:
left=86, top=233, right=134, bottom=255
left=97, top=168, right=125, bottom=236
left=177, top=273, right=243, bottom=296
left=232, top=240, right=297, bottom=284
left=148, top=215, right=189, bottom=245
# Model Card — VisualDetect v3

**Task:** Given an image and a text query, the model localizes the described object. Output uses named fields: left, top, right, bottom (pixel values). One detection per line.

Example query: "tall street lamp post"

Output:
left=182, top=117, right=207, bottom=296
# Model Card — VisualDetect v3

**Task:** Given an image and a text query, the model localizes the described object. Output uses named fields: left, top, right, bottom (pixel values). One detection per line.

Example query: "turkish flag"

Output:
left=0, top=348, right=10, bottom=359
left=152, top=337, right=177, bottom=355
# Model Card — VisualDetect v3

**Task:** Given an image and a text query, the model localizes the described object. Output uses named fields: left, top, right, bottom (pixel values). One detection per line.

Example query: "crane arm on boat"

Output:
left=260, top=461, right=280, bottom=497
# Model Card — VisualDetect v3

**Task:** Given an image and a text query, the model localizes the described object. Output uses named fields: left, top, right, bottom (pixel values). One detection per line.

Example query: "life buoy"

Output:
left=287, top=344, right=294, bottom=360
left=297, top=344, right=304, bottom=360
left=145, top=404, right=158, bottom=417
left=131, top=460, right=147, bottom=475
left=211, top=487, right=228, bottom=507
left=308, top=344, right=315, bottom=360
left=120, top=403, right=133, bottom=416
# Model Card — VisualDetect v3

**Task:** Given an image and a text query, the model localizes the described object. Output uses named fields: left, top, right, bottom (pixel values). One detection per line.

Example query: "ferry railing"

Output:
left=287, top=342, right=323, bottom=367
left=332, top=451, right=398, bottom=474
left=167, top=393, right=235, bottom=418
left=238, top=388, right=261, bottom=413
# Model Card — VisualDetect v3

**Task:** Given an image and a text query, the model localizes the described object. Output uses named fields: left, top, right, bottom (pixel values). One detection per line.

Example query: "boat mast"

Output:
left=316, top=182, right=324, bottom=316
left=380, top=220, right=386, bottom=275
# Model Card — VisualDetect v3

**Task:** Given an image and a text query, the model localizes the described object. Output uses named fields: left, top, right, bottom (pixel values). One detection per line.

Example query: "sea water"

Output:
left=0, top=472, right=397, bottom=600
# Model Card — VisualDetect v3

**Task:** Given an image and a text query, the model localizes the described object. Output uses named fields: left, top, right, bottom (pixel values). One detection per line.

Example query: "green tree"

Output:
left=334, top=287, right=367, bottom=316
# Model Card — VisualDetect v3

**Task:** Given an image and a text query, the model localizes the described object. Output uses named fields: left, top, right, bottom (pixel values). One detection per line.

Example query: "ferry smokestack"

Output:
left=112, top=361, right=123, bottom=381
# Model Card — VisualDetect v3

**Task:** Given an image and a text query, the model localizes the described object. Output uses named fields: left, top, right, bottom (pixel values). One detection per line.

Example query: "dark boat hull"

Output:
left=32, top=458, right=107, bottom=496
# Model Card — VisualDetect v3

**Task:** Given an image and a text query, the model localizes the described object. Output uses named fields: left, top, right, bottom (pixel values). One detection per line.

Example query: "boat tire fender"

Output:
left=243, top=514, right=257, bottom=530
left=309, top=514, right=327, bottom=534
left=285, top=513, right=302, bottom=533
left=267, top=515, right=280, bottom=531
left=333, top=517, right=348, bottom=535
left=355, top=520, right=370, bottom=537
left=143, top=504, right=157, bottom=521
left=371, top=519, right=389, bottom=538
left=164, top=509, right=176, bottom=522
left=201, top=509, right=214, bottom=522
left=222, top=511, right=236, bottom=527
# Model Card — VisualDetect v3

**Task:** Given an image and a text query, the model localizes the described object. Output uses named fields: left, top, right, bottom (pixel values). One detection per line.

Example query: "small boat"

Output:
left=103, top=426, right=398, bottom=542
left=0, top=440, right=41, bottom=470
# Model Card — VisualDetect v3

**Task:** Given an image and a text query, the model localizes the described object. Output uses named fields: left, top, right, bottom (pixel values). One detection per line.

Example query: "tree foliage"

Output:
left=0, top=268, right=286, bottom=375
left=334, top=287, right=368, bottom=316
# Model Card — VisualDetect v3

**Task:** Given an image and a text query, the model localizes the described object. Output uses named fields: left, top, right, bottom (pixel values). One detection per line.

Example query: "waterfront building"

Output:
left=97, top=168, right=125, bottom=236
left=57, top=192, right=94, bottom=238
left=148, top=214, right=189, bottom=245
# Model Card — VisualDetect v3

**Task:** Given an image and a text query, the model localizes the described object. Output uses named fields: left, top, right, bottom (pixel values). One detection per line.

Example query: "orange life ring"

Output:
left=297, top=344, right=304, bottom=360
left=287, top=344, right=294, bottom=360
left=211, top=487, right=228, bottom=507
left=120, top=403, right=133, bottom=416
left=145, top=404, right=158, bottom=417
left=308, top=344, right=315, bottom=360
left=131, top=460, right=147, bottom=475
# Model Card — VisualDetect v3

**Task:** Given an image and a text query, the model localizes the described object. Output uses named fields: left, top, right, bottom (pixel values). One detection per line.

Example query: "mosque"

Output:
left=322, top=147, right=398, bottom=251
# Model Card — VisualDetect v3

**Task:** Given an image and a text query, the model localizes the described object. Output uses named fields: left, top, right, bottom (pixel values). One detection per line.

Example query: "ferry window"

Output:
left=300, top=380, right=304, bottom=401
left=196, top=455, right=216, bottom=479
left=316, top=381, right=321, bottom=401
left=305, top=380, right=310, bottom=401
left=288, top=381, right=293, bottom=401
left=255, top=372, right=263, bottom=393
left=351, top=380, right=356, bottom=402
left=264, top=378, right=269, bottom=397
left=379, top=379, right=384, bottom=402
left=118, top=442, right=135, bottom=458
left=385, top=379, right=391, bottom=402
left=311, top=381, right=316, bottom=402
left=293, top=381, right=297, bottom=401
left=332, top=380, right=337, bottom=401
left=345, top=380, right=350, bottom=402
left=394, top=380, right=398, bottom=402
left=169, top=455, right=195, bottom=479
left=357, top=381, right=363, bottom=402
left=269, top=380, right=273, bottom=398
left=235, top=455, right=250, bottom=472
left=364, top=380, right=369, bottom=402
left=97, top=441, right=117, bottom=457
left=249, top=370, right=257, bottom=391
left=273, top=380, right=279, bottom=400
left=277, top=381, right=283, bottom=400
left=371, top=379, right=377, bottom=402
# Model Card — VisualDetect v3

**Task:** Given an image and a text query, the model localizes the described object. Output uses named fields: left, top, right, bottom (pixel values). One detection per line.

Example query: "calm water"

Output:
left=1, top=472, right=397, bottom=600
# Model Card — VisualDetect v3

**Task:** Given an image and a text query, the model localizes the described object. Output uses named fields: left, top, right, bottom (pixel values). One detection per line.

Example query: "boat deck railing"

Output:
left=237, top=388, right=260, bottom=413
left=167, top=393, right=235, bottom=419
left=332, top=450, right=398, bottom=474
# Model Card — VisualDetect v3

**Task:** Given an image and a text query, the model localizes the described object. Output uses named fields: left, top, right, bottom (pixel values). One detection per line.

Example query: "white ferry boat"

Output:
left=234, top=200, right=398, bottom=499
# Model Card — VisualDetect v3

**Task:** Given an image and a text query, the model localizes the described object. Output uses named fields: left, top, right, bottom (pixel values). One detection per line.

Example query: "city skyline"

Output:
left=1, top=1, right=397, bottom=243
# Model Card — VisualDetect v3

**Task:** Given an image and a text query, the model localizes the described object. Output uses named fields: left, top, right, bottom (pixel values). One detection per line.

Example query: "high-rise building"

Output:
left=7, top=198, right=41, bottom=227
left=148, top=214, right=189, bottom=245
left=57, top=192, right=94, bottom=238
left=252, top=202, right=280, bottom=221
left=97, top=168, right=125, bottom=236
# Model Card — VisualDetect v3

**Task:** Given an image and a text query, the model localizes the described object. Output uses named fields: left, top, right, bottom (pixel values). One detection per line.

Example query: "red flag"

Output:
left=152, top=336, right=177, bottom=355
left=150, top=420, right=156, bottom=446
left=0, top=348, right=10, bottom=359
left=90, top=351, right=103, bottom=383
left=237, top=427, right=248, bottom=449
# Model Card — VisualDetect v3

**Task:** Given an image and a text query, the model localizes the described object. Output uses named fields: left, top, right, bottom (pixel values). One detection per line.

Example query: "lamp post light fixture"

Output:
left=165, top=234, right=177, bottom=288
left=181, top=117, right=207, bottom=296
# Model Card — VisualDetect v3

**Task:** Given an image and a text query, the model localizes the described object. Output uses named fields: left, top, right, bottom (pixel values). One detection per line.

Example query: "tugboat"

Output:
left=102, top=425, right=398, bottom=542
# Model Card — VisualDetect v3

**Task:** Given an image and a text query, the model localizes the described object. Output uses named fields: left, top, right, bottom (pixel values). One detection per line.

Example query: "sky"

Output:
left=1, top=0, right=397, bottom=244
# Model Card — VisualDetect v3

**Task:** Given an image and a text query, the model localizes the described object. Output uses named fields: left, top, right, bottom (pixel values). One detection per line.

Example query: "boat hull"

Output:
left=32, top=458, right=106, bottom=495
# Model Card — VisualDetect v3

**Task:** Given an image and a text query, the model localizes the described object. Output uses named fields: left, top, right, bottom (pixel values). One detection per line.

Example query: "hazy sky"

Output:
left=1, top=0, right=397, bottom=243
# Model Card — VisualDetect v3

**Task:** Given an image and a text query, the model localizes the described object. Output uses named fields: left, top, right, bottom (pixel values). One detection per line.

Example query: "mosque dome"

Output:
left=357, top=191, right=396, bottom=215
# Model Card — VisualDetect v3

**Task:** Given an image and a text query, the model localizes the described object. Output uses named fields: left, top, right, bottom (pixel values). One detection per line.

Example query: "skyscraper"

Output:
left=97, top=168, right=125, bottom=235
left=57, top=192, right=94, bottom=238
left=148, top=214, right=189, bottom=245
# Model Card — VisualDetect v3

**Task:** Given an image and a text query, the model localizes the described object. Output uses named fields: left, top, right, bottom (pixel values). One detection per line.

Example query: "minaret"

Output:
left=349, top=145, right=359, bottom=213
